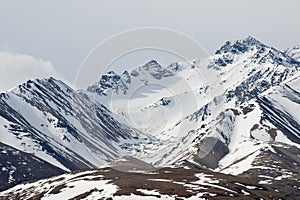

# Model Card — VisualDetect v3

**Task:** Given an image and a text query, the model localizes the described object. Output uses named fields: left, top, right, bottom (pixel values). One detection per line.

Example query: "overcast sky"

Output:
left=0, top=0, right=299, bottom=90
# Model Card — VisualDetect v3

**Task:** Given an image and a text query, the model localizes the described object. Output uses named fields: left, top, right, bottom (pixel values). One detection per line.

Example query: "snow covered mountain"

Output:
left=0, top=77, right=155, bottom=190
left=285, top=45, right=300, bottom=62
left=86, top=36, right=300, bottom=169
left=0, top=36, right=300, bottom=198
left=86, top=36, right=300, bottom=196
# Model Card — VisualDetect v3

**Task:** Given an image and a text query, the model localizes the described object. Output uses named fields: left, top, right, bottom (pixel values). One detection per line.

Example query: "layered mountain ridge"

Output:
left=0, top=36, right=300, bottom=199
left=0, top=77, right=155, bottom=191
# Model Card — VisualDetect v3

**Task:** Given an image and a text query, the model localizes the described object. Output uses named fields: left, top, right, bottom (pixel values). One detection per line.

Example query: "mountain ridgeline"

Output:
left=0, top=36, right=300, bottom=199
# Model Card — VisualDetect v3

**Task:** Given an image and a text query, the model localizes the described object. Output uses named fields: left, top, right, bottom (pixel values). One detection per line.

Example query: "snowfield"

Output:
left=0, top=36, right=300, bottom=198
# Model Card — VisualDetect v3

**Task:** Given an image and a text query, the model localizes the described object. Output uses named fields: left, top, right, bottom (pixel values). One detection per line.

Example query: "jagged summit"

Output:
left=87, top=70, right=131, bottom=95
left=215, top=36, right=266, bottom=55
left=87, top=59, right=175, bottom=95
left=212, top=36, right=300, bottom=68
left=138, top=59, right=174, bottom=79
left=142, top=59, right=160, bottom=68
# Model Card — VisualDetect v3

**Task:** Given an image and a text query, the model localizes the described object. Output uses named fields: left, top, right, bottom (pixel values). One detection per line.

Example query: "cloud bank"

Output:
left=0, top=51, right=62, bottom=92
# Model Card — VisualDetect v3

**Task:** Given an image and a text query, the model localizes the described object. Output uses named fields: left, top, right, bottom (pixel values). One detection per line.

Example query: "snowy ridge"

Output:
left=0, top=77, right=152, bottom=172
left=82, top=37, right=300, bottom=179
left=0, top=36, right=300, bottom=198
left=285, top=45, right=300, bottom=61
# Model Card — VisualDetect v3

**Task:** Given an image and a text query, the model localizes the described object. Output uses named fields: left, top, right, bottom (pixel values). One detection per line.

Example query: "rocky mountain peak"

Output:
left=215, top=36, right=266, bottom=55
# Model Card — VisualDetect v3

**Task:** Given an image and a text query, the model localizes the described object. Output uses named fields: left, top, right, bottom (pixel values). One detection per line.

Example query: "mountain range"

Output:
left=0, top=36, right=299, bottom=199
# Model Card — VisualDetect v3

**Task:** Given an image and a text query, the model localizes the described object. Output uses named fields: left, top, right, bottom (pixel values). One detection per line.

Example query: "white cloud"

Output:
left=0, top=51, right=63, bottom=92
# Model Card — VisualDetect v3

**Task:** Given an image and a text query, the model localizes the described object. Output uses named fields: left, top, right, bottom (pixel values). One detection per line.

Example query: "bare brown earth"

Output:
left=2, top=164, right=297, bottom=200
left=104, top=166, right=286, bottom=199
left=1, top=150, right=299, bottom=200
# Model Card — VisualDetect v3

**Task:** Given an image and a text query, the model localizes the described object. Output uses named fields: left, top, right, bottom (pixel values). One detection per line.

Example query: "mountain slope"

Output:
left=258, top=76, right=300, bottom=143
left=0, top=142, right=64, bottom=192
left=285, top=45, right=300, bottom=61
left=0, top=78, right=152, bottom=172
left=87, top=37, right=300, bottom=172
